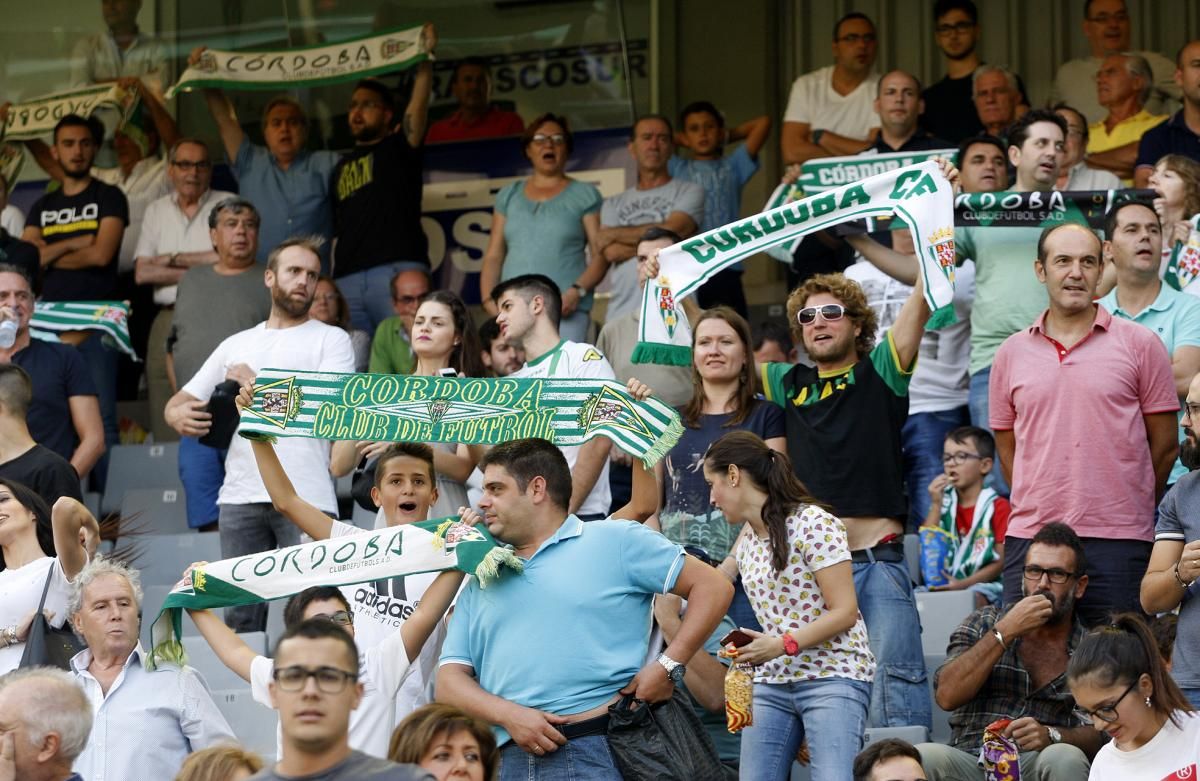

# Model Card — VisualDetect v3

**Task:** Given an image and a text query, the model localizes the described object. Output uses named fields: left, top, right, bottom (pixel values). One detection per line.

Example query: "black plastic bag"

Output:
left=19, top=566, right=84, bottom=670
left=199, top=379, right=242, bottom=450
left=606, top=691, right=728, bottom=781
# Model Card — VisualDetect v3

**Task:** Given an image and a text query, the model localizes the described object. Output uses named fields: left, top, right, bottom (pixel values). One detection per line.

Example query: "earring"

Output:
left=1145, top=695, right=1153, bottom=708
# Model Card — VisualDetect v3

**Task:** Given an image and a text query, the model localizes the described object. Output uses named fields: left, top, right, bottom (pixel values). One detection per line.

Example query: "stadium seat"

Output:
left=130, top=530, right=222, bottom=587
left=186, top=631, right=268, bottom=694
left=214, top=689, right=278, bottom=762
left=916, top=590, right=977, bottom=656
left=103, top=442, right=183, bottom=514
left=350, top=501, right=377, bottom=530
left=926, top=652, right=953, bottom=744
left=140, top=584, right=203, bottom=645
left=82, top=490, right=101, bottom=519
left=863, top=724, right=930, bottom=746
left=120, top=488, right=189, bottom=535
left=335, top=471, right=353, bottom=500
left=903, top=533, right=921, bottom=586
left=266, top=599, right=287, bottom=651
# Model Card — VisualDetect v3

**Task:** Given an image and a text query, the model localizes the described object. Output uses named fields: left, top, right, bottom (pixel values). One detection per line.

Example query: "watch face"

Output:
left=670, top=664, right=686, bottom=683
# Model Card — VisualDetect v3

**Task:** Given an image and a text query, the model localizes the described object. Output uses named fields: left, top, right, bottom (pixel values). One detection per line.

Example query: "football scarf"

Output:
left=237, top=368, right=684, bottom=468
left=30, top=301, right=137, bottom=360
left=939, top=488, right=1000, bottom=581
left=1164, top=215, right=1200, bottom=293
left=0, top=84, right=137, bottom=141
left=634, top=161, right=957, bottom=366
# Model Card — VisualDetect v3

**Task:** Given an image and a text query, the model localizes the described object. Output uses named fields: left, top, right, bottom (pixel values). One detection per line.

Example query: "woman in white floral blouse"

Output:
left=705, top=430, right=876, bottom=781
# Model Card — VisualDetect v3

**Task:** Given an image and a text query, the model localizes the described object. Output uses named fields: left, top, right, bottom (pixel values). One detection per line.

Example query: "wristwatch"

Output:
left=1047, top=726, right=1062, bottom=744
left=570, top=283, right=588, bottom=296
left=656, top=653, right=687, bottom=683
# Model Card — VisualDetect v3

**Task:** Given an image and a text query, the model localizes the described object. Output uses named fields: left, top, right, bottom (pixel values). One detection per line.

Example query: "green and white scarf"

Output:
left=954, top=189, right=1154, bottom=229
left=148, top=517, right=521, bottom=669
left=30, top=301, right=137, bottom=360
left=1164, top=215, right=1200, bottom=294
left=237, top=369, right=684, bottom=468
left=167, top=25, right=432, bottom=99
left=0, top=84, right=138, bottom=141
left=938, top=487, right=1000, bottom=580
left=0, top=144, right=24, bottom=189
left=634, top=160, right=957, bottom=366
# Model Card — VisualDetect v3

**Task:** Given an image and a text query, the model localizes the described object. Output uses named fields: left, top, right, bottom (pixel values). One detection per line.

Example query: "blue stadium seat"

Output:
left=213, top=689, right=278, bottom=762
left=926, top=652, right=953, bottom=743
left=120, top=488, right=189, bottom=535
left=863, top=724, right=929, bottom=745
left=102, top=443, right=183, bottom=514
left=903, top=533, right=922, bottom=586
left=916, top=590, right=977, bottom=656
left=129, top=530, right=222, bottom=587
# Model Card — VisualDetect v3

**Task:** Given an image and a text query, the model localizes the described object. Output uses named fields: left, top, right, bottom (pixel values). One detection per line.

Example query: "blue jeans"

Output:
left=218, top=502, right=303, bottom=632
left=76, top=331, right=119, bottom=487
left=498, top=735, right=621, bottom=781
left=178, top=436, right=226, bottom=528
left=902, top=406, right=970, bottom=531
left=738, top=677, right=870, bottom=781
left=337, top=261, right=430, bottom=334
left=967, top=367, right=1010, bottom=497
left=1181, top=687, right=1200, bottom=709
left=853, top=559, right=932, bottom=729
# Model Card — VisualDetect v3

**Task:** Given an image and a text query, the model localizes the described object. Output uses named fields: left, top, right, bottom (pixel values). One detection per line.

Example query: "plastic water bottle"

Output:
left=0, top=319, right=15, bottom=350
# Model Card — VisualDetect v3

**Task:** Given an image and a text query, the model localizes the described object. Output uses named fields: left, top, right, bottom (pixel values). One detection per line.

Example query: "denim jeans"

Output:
left=76, top=331, right=120, bottom=487
left=1181, top=687, right=1200, bottom=709
left=337, top=261, right=430, bottom=334
left=217, top=502, right=303, bottom=632
left=967, top=367, right=1010, bottom=497
left=918, top=742, right=1090, bottom=781
left=178, top=436, right=226, bottom=528
left=902, top=406, right=970, bottom=531
left=738, top=677, right=870, bottom=781
left=498, top=735, right=621, bottom=781
left=853, top=558, right=932, bottom=729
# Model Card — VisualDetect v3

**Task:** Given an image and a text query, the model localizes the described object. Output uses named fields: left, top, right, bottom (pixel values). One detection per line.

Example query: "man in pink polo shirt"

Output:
left=990, top=222, right=1179, bottom=625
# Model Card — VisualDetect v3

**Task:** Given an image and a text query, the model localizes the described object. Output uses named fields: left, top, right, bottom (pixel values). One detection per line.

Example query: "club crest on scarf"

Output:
left=655, top=276, right=679, bottom=339
left=928, top=226, right=957, bottom=283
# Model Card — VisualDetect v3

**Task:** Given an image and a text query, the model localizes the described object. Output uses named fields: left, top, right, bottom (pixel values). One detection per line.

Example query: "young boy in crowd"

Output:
left=668, top=101, right=771, bottom=314
left=923, top=426, right=1009, bottom=606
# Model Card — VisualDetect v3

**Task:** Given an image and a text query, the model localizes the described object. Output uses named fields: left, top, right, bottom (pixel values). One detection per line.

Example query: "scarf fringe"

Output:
left=476, top=547, right=524, bottom=587
left=925, top=304, right=957, bottom=331
left=631, top=342, right=692, bottom=367
left=641, top=415, right=684, bottom=469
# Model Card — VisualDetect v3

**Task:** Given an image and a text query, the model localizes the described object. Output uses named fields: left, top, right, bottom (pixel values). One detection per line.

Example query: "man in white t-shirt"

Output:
left=781, top=12, right=881, bottom=165
left=164, top=237, right=353, bottom=632
left=187, top=575, right=461, bottom=759
left=494, top=274, right=617, bottom=520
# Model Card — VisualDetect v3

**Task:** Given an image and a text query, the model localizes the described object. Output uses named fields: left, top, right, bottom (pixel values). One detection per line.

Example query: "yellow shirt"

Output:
left=1087, top=110, right=1168, bottom=184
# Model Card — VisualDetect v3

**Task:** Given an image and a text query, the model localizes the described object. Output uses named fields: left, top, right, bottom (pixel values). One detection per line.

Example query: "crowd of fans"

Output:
left=2, top=0, right=1200, bottom=779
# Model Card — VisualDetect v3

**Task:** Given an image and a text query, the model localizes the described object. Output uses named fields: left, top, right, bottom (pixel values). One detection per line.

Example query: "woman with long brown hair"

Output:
left=705, top=431, right=873, bottom=781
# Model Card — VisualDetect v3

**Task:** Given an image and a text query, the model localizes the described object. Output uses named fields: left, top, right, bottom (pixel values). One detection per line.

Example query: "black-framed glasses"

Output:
left=1086, top=12, right=1129, bottom=24
left=837, top=33, right=876, bottom=44
left=1184, top=402, right=1200, bottom=420
left=935, top=21, right=975, bottom=35
left=531, top=133, right=567, bottom=145
left=1074, top=680, right=1138, bottom=724
left=171, top=160, right=211, bottom=171
left=942, top=452, right=983, bottom=465
left=312, top=610, right=353, bottom=626
left=272, top=665, right=358, bottom=693
left=796, top=304, right=846, bottom=326
left=1022, top=565, right=1079, bottom=584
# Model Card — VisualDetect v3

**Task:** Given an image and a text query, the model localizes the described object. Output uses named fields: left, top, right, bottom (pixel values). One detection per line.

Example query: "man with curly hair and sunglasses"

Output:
left=758, top=270, right=933, bottom=731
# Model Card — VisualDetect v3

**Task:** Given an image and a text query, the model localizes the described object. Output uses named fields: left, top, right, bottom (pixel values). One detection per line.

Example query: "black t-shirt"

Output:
left=0, top=230, right=40, bottom=289
left=11, top=338, right=98, bottom=462
left=921, top=70, right=1033, bottom=145
left=0, top=444, right=82, bottom=505
left=760, top=336, right=911, bottom=520
left=331, top=133, right=428, bottom=277
left=27, top=179, right=128, bottom=301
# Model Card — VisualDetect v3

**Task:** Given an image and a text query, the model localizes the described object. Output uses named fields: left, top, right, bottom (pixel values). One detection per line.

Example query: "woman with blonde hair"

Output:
left=389, top=703, right=498, bottom=781
left=173, top=745, right=263, bottom=781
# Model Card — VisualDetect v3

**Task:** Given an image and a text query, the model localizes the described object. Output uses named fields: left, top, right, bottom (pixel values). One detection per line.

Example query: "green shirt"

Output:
left=368, top=316, right=415, bottom=375
left=956, top=225, right=1049, bottom=375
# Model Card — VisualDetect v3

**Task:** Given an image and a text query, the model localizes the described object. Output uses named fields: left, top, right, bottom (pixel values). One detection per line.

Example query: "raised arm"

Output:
left=730, top=114, right=772, bottom=158
left=400, top=569, right=464, bottom=663
left=119, top=77, right=179, bottom=150
left=187, top=605, right=256, bottom=682
left=250, top=439, right=335, bottom=540
left=888, top=284, right=932, bottom=370
left=50, top=497, right=97, bottom=579
left=188, top=48, right=245, bottom=163
left=478, top=212, right=508, bottom=316
left=67, top=395, right=105, bottom=479
left=844, top=233, right=920, bottom=285
left=568, top=437, right=611, bottom=515
left=608, top=378, right=662, bottom=522
left=402, top=24, right=436, bottom=148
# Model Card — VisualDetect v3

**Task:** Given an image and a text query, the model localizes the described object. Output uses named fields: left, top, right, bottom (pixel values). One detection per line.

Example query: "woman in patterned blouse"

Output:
left=705, top=431, right=876, bottom=781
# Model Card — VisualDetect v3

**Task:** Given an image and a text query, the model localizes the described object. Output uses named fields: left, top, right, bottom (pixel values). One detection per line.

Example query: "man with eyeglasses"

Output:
left=331, top=34, right=436, bottom=334
left=368, top=268, right=432, bottom=376
left=1141, top=372, right=1200, bottom=708
left=134, top=138, right=235, bottom=444
left=1053, top=104, right=1121, bottom=190
left=780, top=12, right=881, bottom=165
left=1052, top=0, right=1179, bottom=125
left=251, top=618, right=433, bottom=780
left=916, top=522, right=1102, bottom=780
left=990, top=222, right=1178, bottom=624
left=759, top=271, right=933, bottom=729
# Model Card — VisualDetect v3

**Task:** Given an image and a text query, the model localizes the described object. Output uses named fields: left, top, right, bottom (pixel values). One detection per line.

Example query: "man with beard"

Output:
left=478, top=316, right=524, bottom=378
left=331, top=53, right=435, bottom=334
left=21, top=115, right=128, bottom=480
left=991, top=223, right=1178, bottom=624
left=915, top=523, right=1102, bottom=780
left=163, top=198, right=271, bottom=531
left=1142, top=372, right=1200, bottom=707
left=164, top=237, right=353, bottom=631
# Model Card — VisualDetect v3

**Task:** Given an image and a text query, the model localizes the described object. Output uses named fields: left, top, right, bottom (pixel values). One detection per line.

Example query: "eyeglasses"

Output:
left=1184, top=402, right=1200, bottom=420
left=531, top=133, right=567, bottom=145
left=1087, top=12, right=1129, bottom=24
left=1022, top=565, right=1079, bottom=584
left=393, top=293, right=427, bottom=307
left=935, top=21, right=975, bottom=35
left=942, top=452, right=983, bottom=465
left=837, top=33, right=877, bottom=44
left=272, top=665, right=358, bottom=693
left=312, top=610, right=353, bottom=626
left=1073, top=680, right=1138, bottom=724
left=171, top=160, right=211, bottom=171
left=796, top=304, right=846, bottom=326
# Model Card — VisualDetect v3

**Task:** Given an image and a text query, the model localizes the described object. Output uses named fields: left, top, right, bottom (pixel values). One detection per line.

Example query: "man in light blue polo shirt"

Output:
left=189, top=46, right=339, bottom=268
left=437, top=437, right=733, bottom=780
left=1099, top=200, right=1200, bottom=486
